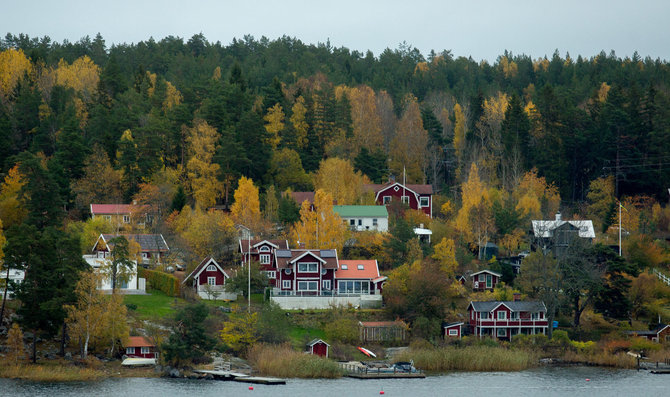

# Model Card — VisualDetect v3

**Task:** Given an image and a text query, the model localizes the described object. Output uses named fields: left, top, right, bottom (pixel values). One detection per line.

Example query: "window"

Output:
left=401, top=195, right=410, bottom=204
left=479, top=274, right=485, bottom=282
left=126, top=347, right=134, bottom=355
left=358, top=219, right=362, bottom=226
left=297, top=281, right=318, bottom=291
left=420, top=196, right=430, bottom=207
left=265, top=271, right=276, bottom=279
left=142, top=252, right=149, bottom=259
left=497, top=328, right=506, bottom=337
left=497, top=311, right=507, bottom=320
left=282, top=280, right=291, bottom=289
left=141, top=347, right=150, bottom=354
left=206, top=264, right=216, bottom=271
left=350, top=219, right=356, bottom=226
left=123, top=215, right=130, bottom=224
left=341, top=264, right=348, bottom=270
left=259, top=246, right=270, bottom=252
left=298, top=262, right=318, bottom=273
left=531, top=312, right=540, bottom=320
left=208, top=277, right=216, bottom=286
left=323, top=280, right=331, bottom=290
left=481, top=312, right=489, bottom=320
left=104, top=215, right=112, bottom=222
left=382, top=196, right=391, bottom=204
left=448, top=329, right=458, bottom=336
left=486, top=274, right=492, bottom=289
left=373, top=218, right=378, bottom=226
left=511, top=312, right=519, bottom=320
left=260, top=254, right=271, bottom=264
left=338, top=281, right=369, bottom=294
left=357, top=264, right=364, bottom=270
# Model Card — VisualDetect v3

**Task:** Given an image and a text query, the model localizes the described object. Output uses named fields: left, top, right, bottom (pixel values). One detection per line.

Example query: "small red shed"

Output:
left=307, top=338, right=330, bottom=358
left=443, top=322, right=463, bottom=339
left=124, top=336, right=157, bottom=359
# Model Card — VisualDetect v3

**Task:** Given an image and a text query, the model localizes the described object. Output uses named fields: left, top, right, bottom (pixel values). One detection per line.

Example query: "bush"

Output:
left=138, top=268, right=180, bottom=296
left=630, top=337, right=662, bottom=352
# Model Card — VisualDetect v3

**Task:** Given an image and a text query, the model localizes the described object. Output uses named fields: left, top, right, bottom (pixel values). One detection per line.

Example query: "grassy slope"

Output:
left=123, top=290, right=182, bottom=319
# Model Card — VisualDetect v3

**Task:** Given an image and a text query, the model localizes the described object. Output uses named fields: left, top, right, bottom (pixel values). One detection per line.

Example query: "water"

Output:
left=1, top=367, right=668, bottom=397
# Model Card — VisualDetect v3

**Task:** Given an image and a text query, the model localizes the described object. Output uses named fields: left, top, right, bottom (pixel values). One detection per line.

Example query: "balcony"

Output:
left=269, top=290, right=382, bottom=310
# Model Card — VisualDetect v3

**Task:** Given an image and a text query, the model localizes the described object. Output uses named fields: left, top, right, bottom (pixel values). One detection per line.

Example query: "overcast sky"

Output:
left=3, top=0, right=669, bottom=62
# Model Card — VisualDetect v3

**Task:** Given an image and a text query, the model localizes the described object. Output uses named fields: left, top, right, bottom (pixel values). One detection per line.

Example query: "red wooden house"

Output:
left=626, top=324, right=670, bottom=342
left=182, top=257, right=232, bottom=300
left=467, top=300, right=548, bottom=340
left=239, top=239, right=290, bottom=287
left=124, top=336, right=157, bottom=359
left=470, top=270, right=501, bottom=291
left=364, top=182, right=433, bottom=218
left=306, top=339, right=330, bottom=358
left=443, top=322, right=463, bottom=339
left=274, top=249, right=339, bottom=295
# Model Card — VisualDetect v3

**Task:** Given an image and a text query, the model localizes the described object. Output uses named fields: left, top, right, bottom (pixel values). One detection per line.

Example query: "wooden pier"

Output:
left=193, top=370, right=286, bottom=384
left=346, top=372, right=425, bottom=379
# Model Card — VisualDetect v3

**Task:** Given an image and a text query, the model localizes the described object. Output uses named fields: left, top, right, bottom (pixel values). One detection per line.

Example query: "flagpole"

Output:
left=619, top=202, right=622, bottom=256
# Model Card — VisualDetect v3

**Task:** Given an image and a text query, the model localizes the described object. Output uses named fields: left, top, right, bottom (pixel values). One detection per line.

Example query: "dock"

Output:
left=193, top=370, right=286, bottom=384
left=346, top=372, right=425, bottom=379
left=338, top=361, right=425, bottom=379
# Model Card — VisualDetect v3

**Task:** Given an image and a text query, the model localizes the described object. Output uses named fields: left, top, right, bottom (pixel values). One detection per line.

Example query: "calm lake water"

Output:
left=1, top=367, right=668, bottom=397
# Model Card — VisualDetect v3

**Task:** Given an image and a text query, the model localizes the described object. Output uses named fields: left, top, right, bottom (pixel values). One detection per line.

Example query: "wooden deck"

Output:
left=193, top=370, right=286, bottom=384
left=346, top=372, right=425, bottom=379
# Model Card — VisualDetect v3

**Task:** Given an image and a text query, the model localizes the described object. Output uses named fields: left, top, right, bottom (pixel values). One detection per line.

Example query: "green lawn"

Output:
left=123, top=290, right=183, bottom=319
left=289, top=326, right=327, bottom=347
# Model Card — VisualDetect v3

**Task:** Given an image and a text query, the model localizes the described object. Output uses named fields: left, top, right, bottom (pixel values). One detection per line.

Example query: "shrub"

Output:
left=138, top=268, right=180, bottom=296
left=630, top=337, right=662, bottom=352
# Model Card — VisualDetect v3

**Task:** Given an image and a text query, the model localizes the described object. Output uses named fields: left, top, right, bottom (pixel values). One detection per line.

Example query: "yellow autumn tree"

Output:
left=264, top=103, right=284, bottom=149
left=167, top=205, right=236, bottom=259
left=0, top=48, right=33, bottom=104
left=513, top=169, right=561, bottom=219
left=290, top=189, right=348, bottom=251
left=312, top=157, right=370, bottom=205
left=431, top=237, right=458, bottom=276
left=186, top=120, right=223, bottom=209
left=475, top=92, right=509, bottom=184
left=389, top=94, right=428, bottom=183
left=452, top=102, right=466, bottom=174
left=0, top=165, right=28, bottom=228
left=65, top=271, right=107, bottom=358
left=586, top=176, right=616, bottom=232
left=164, top=81, right=182, bottom=110
left=347, top=85, right=383, bottom=152
left=290, top=96, right=309, bottom=149
left=6, top=323, right=25, bottom=364
left=219, top=307, right=258, bottom=354
left=455, top=163, right=495, bottom=260
left=230, top=176, right=262, bottom=230
left=54, top=56, right=100, bottom=103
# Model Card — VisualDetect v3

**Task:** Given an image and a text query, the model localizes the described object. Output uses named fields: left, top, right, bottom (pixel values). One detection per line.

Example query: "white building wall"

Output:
left=83, top=255, right=139, bottom=291
left=341, top=217, right=388, bottom=232
left=271, top=294, right=382, bottom=310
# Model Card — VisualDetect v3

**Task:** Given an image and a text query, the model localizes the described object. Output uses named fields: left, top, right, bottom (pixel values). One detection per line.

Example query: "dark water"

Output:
left=1, top=367, right=667, bottom=397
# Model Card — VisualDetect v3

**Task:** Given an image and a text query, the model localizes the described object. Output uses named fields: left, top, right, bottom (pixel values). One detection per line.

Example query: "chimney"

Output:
left=513, top=292, right=521, bottom=302
left=555, top=211, right=562, bottom=221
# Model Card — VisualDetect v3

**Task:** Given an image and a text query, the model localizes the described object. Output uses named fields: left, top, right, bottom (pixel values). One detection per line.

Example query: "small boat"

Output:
left=357, top=347, right=377, bottom=358
left=122, top=357, right=157, bottom=366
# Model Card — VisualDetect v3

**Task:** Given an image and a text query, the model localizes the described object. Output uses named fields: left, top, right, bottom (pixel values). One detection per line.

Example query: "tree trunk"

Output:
left=0, top=266, right=10, bottom=326
left=32, top=328, right=37, bottom=364
left=83, top=333, right=90, bottom=359
left=60, top=321, right=67, bottom=356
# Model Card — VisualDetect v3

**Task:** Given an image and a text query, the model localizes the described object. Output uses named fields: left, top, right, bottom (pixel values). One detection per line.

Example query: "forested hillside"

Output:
left=1, top=32, right=669, bottom=209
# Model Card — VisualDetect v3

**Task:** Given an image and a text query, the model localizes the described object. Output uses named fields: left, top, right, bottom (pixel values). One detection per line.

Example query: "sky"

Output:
left=3, top=0, right=670, bottom=62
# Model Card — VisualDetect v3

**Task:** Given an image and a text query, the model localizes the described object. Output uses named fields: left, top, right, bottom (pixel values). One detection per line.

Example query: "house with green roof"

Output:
left=333, top=205, right=389, bottom=232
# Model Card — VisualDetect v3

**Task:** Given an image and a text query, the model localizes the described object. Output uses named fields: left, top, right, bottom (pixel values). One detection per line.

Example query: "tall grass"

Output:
left=560, top=351, right=636, bottom=368
left=0, top=363, right=106, bottom=381
left=394, top=345, right=537, bottom=372
left=247, top=343, right=343, bottom=378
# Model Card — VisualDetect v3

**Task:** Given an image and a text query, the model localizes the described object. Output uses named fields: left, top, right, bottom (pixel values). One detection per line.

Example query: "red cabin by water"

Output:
left=306, top=338, right=330, bottom=358
left=124, top=336, right=157, bottom=359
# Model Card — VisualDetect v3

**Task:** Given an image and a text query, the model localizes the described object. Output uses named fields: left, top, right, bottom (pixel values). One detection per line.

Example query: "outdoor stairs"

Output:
left=653, top=269, right=670, bottom=287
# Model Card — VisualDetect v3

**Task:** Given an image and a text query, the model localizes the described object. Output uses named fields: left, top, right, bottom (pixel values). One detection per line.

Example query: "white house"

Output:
left=0, top=268, right=25, bottom=299
left=333, top=205, right=389, bottom=232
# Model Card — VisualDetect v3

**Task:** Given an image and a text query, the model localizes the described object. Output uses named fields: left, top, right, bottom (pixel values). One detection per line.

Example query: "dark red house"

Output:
left=306, top=339, right=330, bottom=358
left=183, top=257, right=231, bottom=300
left=467, top=300, right=548, bottom=340
left=239, top=239, right=290, bottom=287
left=626, top=324, right=670, bottom=342
left=364, top=182, right=433, bottom=218
left=124, top=336, right=157, bottom=359
left=470, top=270, right=501, bottom=291
left=443, top=322, right=463, bottom=339
left=274, top=249, right=338, bottom=295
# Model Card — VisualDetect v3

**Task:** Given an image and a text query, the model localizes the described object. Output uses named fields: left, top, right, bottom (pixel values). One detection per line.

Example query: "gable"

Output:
left=183, top=257, right=229, bottom=284
left=374, top=183, right=420, bottom=202
left=291, top=251, right=326, bottom=264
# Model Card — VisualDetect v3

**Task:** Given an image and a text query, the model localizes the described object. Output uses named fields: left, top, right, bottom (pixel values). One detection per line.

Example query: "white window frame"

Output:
left=265, top=271, right=276, bottom=279
left=486, top=274, right=493, bottom=289
left=382, top=196, right=391, bottom=204
left=481, top=312, right=489, bottom=320
left=322, top=280, right=331, bottom=290
left=206, top=264, right=216, bottom=271
left=207, top=277, right=216, bottom=286
left=497, top=311, right=507, bottom=320
left=298, top=262, right=318, bottom=273
left=372, top=218, right=378, bottom=226
left=259, top=245, right=270, bottom=252
left=511, top=312, right=519, bottom=320
left=349, top=219, right=356, bottom=226
left=297, top=281, right=318, bottom=291
left=260, top=254, right=271, bottom=264
left=282, top=280, right=291, bottom=289
left=141, top=347, right=150, bottom=354
left=497, top=328, right=507, bottom=337
left=401, top=195, right=410, bottom=204
left=104, top=215, right=112, bottom=222
left=448, top=329, right=458, bottom=336
left=341, top=264, right=348, bottom=270
left=126, top=347, right=134, bottom=355
left=357, top=264, right=364, bottom=270
left=419, top=196, right=430, bottom=207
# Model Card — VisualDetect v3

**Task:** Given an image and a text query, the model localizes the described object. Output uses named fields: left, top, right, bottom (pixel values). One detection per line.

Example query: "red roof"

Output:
left=364, top=183, right=433, bottom=196
left=91, top=204, right=148, bottom=214
left=239, top=239, right=290, bottom=255
left=275, top=249, right=339, bottom=269
left=290, top=192, right=315, bottom=205
left=125, top=336, right=155, bottom=348
left=336, top=260, right=380, bottom=279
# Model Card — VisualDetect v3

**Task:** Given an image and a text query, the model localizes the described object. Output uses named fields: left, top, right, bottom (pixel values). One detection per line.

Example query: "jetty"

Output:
left=338, top=361, right=425, bottom=379
left=193, top=370, right=286, bottom=385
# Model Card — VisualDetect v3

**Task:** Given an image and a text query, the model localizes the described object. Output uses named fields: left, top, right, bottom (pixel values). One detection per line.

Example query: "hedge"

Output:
left=138, top=268, right=180, bottom=297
